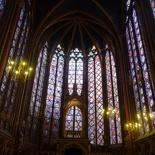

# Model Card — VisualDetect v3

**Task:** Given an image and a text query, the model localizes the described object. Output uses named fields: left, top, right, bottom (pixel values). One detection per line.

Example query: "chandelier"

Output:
left=102, top=107, right=116, bottom=118
left=6, top=59, right=32, bottom=82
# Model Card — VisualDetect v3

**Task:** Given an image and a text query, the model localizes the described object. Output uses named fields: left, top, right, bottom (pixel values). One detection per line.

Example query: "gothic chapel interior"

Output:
left=0, top=0, right=155, bottom=155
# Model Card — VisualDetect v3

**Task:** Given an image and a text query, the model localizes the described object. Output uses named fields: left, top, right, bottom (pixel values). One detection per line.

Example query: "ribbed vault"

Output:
left=32, top=0, right=125, bottom=53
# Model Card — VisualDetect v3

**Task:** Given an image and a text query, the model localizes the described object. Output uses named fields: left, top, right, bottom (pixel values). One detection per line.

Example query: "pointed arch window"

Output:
left=88, top=46, right=104, bottom=145
left=65, top=103, right=82, bottom=138
left=0, top=2, right=31, bottom=130
left=105, top=48, right=122, bottom=144
left=43, top=44, right=65, bottom=143
left=126, top=1, right=155, bottom=134
left=68, top=48, right=83, bottom=95
left=26, top=43, right=48, bottom=142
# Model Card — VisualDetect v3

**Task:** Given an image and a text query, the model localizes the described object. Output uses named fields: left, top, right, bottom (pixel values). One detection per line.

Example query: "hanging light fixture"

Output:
left=6, top=59, right=32, bottom=82
left=102, top=107, right=116, bottom=118
left=125, top=122, right=141, bottom=131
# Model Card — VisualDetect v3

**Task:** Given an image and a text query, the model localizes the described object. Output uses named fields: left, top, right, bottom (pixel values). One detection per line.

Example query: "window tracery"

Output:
left=68, top=48, right=83, bottom=95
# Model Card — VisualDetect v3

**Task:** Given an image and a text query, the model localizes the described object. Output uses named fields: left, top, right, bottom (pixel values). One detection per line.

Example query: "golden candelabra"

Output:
left=137, top=112, right=153, bottom=121
left=125, top=112, right=154, bottom=132
left=125, top=122, right=141, bottom=131
left=5, top=59, right=32, bottom=154
left=125, top=112, right=155, bottom=154
left=6, top=59, right=32, bottom=82
left=102, top=107, right=116, bottom=118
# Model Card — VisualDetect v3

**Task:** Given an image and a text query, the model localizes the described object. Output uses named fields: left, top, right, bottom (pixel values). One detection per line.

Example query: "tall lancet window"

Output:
left=0, top=2, right=31, bottom=130
left=88, top=46, right=104, bottom=145
left=126, top=1, right=155, bottom=134
left=149, top=0, right=155, bottom=17
left=68, top=48, right=83, bottom=95
left=26, top=43, right=48, bottom=142
left=105, top=48, right=122, bottom=144
left=43, top=44, right=65, bottom=143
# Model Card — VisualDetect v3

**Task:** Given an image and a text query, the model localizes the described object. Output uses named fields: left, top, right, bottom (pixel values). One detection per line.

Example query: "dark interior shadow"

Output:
left=63, top=147, right=83, bottom=155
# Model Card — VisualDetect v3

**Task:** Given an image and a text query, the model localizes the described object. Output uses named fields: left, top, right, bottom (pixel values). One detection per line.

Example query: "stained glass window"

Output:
left=149, top=0, right=155, bottom=17
left=88, top=46, right=104, bottom=145
left=43, top=44, right=64, bottom=143
left=126, top=1, right=155, bottom=134
left=26, top=43, right=48, bottom=142
left=68, top=48, right=83, bottom=95
left=126, top=0, right=131, bottom=11
left=0, top=2, right=31, bottom=131
left=105, top=49, right=122, bottom=144
left=0, top=0, right=7, bottom=20
left=65, top=99, right=82, bottom=138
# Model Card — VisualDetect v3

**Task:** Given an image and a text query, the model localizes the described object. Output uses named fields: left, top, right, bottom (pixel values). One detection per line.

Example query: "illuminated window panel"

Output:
left=126, top=1, right=155, bottom=134
left=26, top=43, right=48, bottom=142
left=88, top=57, right=96, bottom=144
left=65, top=105, right=82, bottom=138
left=0, top=3, right=31, bottom=131
left=88, top=46, right=104, bottom=145
left=0, top=4, right=26, bottom=95
left=68, top=58, right=75, bottom=95
left=126, top=22, right=147, bottom=134
left=68, top=48, right=83, bottom=95
left=133, top=9, right=155, bottom=131
left=105, top=49, right=122, bottom=144
left=76, top=59, right=83, bottom=95
left=133, top=9, right=154, bottom=112
left=126, top=0, right=131, bottom=11
left=43, top=44, right=64, bottom=143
